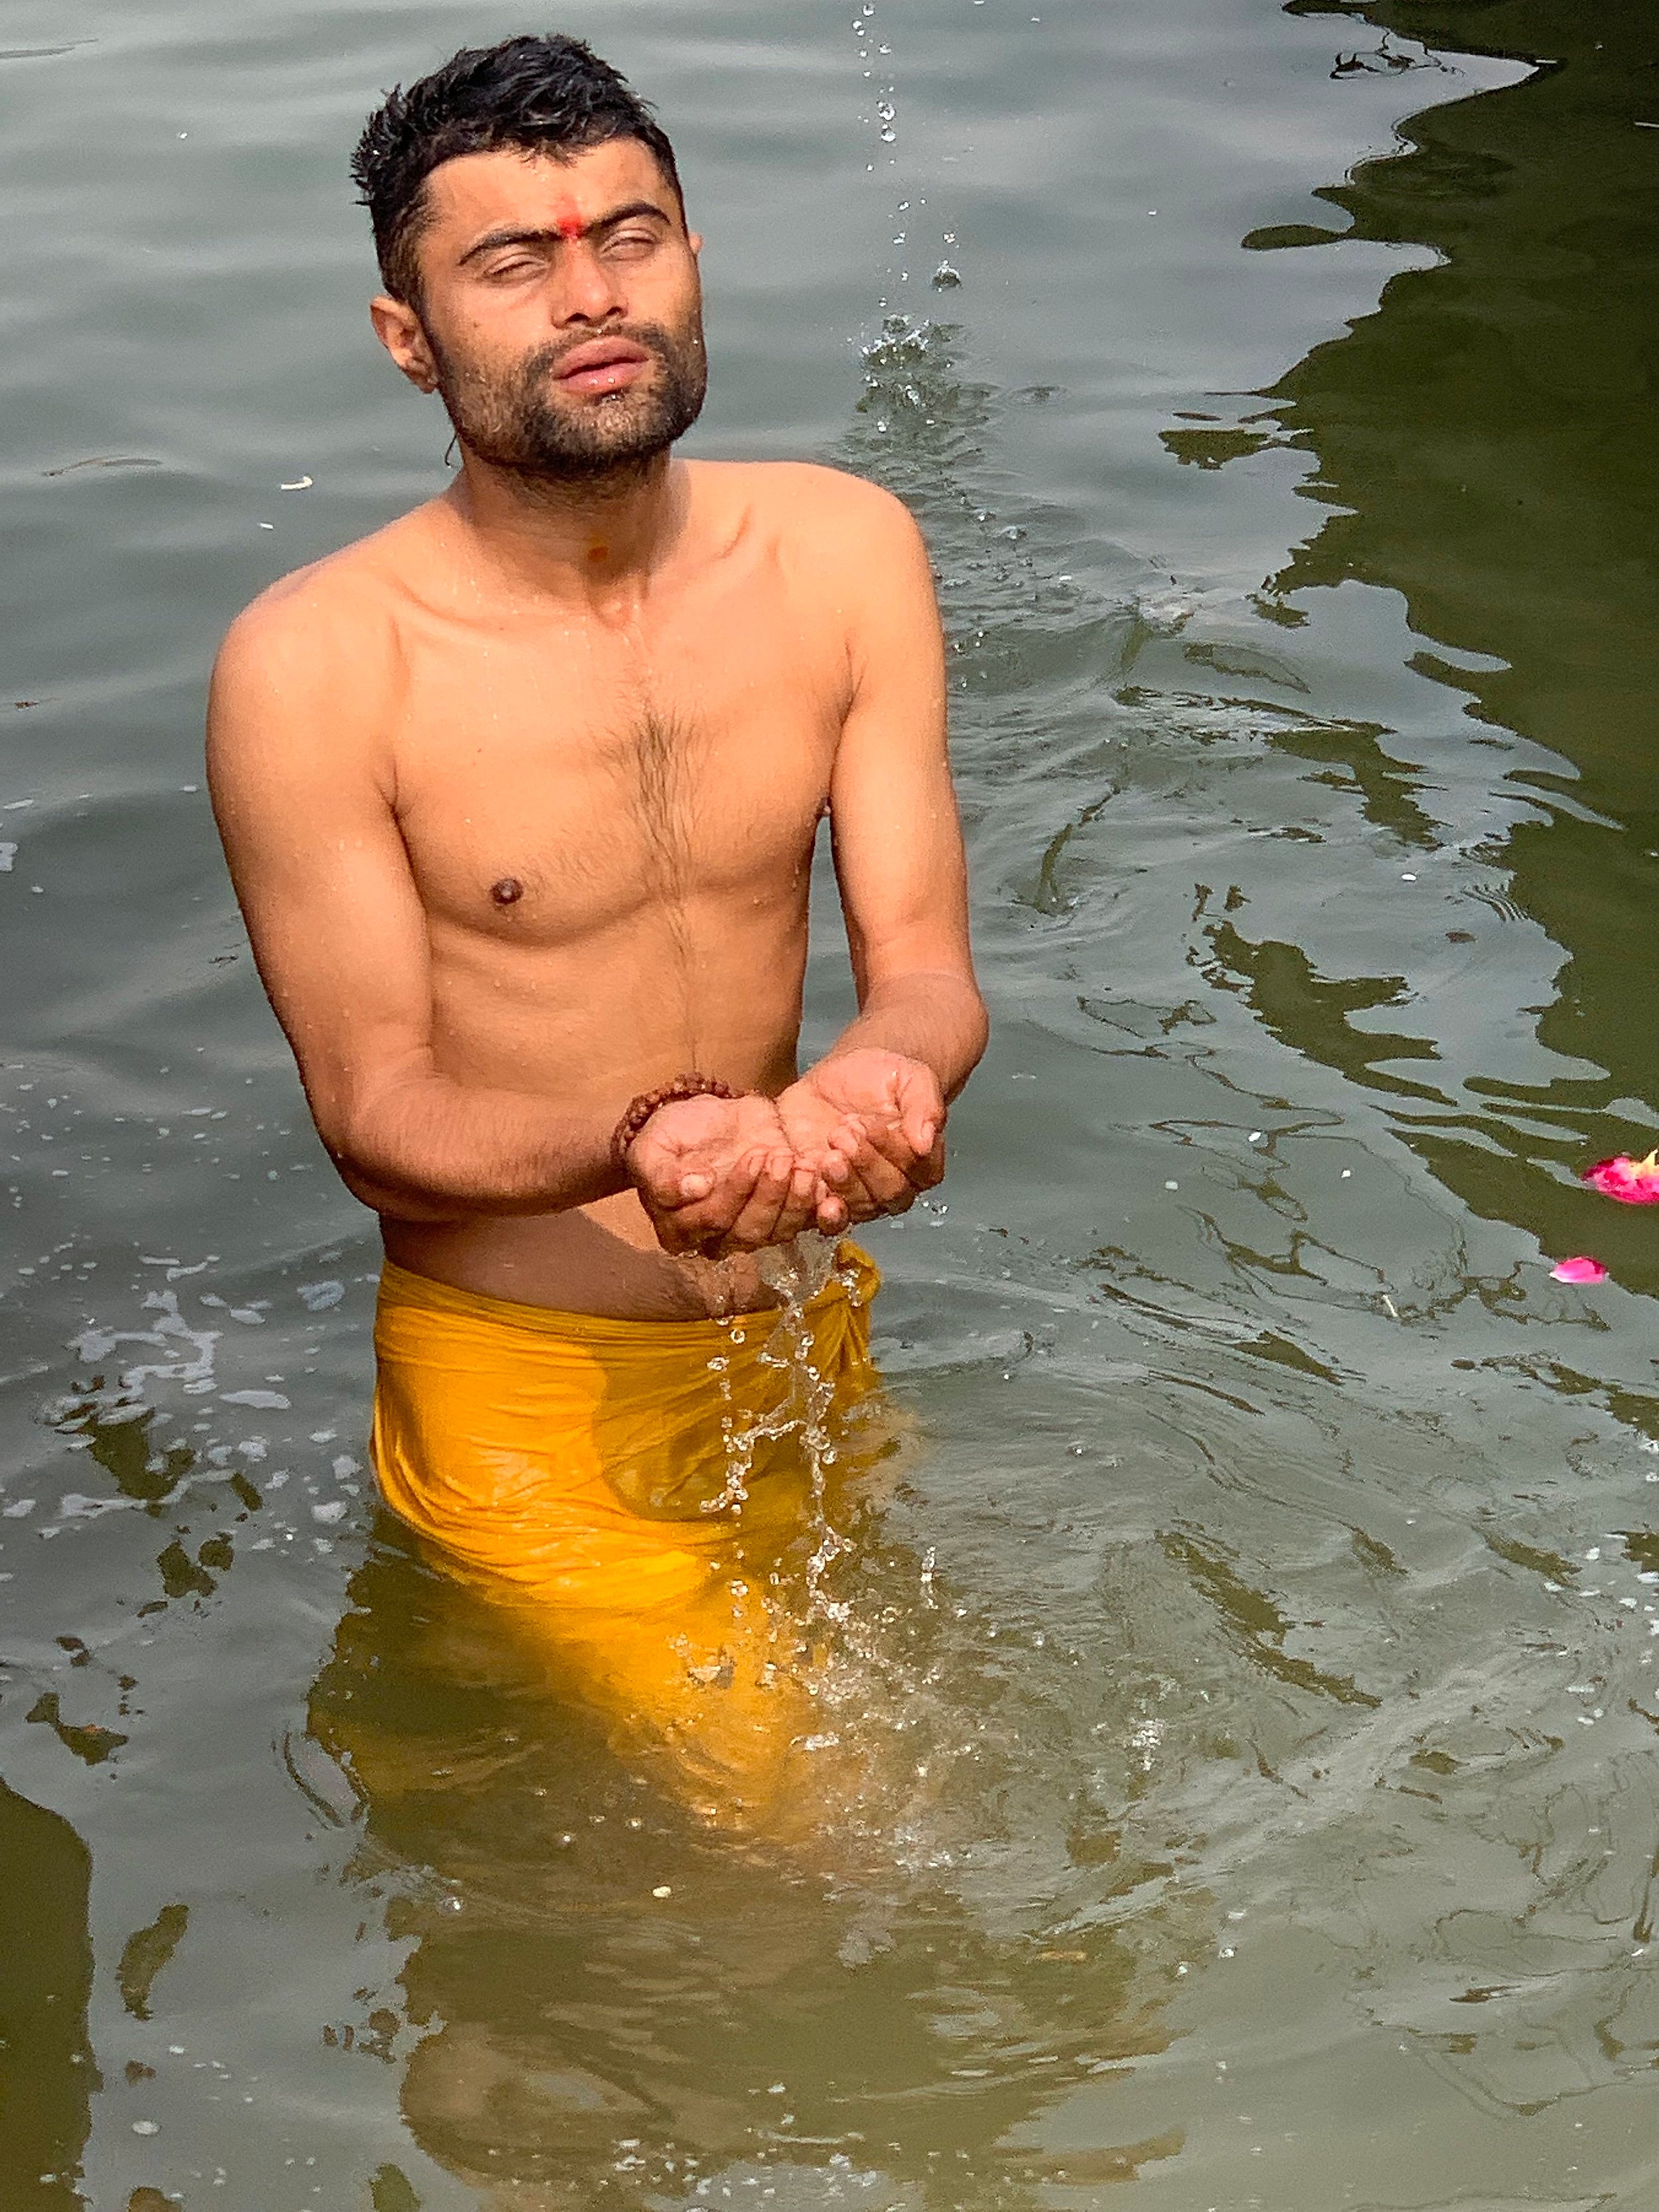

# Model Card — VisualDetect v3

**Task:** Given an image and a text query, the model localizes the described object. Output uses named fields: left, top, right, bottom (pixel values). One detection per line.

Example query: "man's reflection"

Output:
left=308, top=1522, right=1189, bottom=2209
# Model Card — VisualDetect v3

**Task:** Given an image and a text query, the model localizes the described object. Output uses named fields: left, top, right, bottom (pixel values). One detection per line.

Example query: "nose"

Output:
left=553, top=241, right=626, bottom=327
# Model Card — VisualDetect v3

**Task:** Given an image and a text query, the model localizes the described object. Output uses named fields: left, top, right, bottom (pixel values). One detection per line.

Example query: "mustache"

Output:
left=522, top=323, right=686, bottom=383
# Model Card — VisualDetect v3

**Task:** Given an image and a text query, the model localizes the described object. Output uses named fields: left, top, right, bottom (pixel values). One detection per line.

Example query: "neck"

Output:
left=449, top=445, right=686, bottom=599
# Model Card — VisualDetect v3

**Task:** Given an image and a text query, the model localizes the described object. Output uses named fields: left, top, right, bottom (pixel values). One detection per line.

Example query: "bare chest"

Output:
left=388, top=595, right=845, bottom=948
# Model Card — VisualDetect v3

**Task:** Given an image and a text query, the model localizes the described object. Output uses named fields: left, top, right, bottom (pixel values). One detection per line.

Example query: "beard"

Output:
left=427, top=314, right=707, bottom=487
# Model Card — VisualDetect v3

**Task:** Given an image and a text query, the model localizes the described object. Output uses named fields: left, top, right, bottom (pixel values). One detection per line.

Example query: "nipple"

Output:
left=490, top=877, right=524, bottom=907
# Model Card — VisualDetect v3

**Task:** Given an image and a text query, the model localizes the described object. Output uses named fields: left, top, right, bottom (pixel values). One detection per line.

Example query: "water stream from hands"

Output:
left=701, top=1230, right=850, bottom=1612
left=684, top=1228, right=960, bottom=1854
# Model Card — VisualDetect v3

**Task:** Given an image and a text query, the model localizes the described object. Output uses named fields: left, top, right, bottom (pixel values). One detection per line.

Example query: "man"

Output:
left=208, top=35, right=985, bottom=1825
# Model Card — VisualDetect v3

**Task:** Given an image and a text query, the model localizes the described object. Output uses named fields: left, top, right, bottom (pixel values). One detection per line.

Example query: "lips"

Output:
left=553, top=338, right=653, bottom=395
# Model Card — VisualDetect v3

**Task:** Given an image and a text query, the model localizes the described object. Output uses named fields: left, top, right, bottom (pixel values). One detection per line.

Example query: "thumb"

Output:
left=897, top=1068, right=943, bottom=1155
left=630, top=1137, right=706, bottom=1208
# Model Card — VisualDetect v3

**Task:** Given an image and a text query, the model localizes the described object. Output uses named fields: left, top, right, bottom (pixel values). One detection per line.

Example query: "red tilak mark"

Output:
left=553, top=206, right=585, bottom=242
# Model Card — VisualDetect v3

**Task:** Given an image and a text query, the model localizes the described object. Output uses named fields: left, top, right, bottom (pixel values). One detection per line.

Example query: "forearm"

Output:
left=819, top=970, right=988, bottom=1101
left=326, top=1072, right=626, bottom=1222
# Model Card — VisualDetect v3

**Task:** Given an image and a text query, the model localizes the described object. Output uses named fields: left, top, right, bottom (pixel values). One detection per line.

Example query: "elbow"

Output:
left=954, top=989, right=991, bottom=1097
left=318, top=1065, right=429, bottom=1197
left=336, top=1165, right=405, bottom=1218
left=314, top=1084, right=454, bottom=1223
left=316, top=1091, right=382, bottom=1192
left=326, top=1132, right=463, bottom=1225
left=319, top=1110, right=403, bottom=1215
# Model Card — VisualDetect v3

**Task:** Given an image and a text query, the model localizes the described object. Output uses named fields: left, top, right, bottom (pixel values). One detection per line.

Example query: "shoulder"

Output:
left=697, top=465, right=931, bottom=632
left=210, top=501, right=452, bottom=709
left=721, top=459, right=918, bottom=530
left=207, top=513, right=437, bottom=800
left=211, top=497, right=469, bottom=703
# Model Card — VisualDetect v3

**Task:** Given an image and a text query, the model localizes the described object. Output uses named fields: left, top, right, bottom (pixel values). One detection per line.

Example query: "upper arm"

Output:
left=821, top=480, right=975, bottom=996
left=206, top=591, right=434, bottom=1157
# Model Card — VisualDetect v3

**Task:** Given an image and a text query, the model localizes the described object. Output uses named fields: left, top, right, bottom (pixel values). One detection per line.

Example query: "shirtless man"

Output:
left=208, top=35, right=985, bottom=1817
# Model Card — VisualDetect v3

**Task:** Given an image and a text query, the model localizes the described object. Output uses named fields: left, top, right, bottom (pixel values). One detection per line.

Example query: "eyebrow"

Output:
left=457, top=202, right=674, bottom=265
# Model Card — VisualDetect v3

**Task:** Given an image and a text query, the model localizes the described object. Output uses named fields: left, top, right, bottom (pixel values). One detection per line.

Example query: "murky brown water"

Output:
left=5, top=0, right=1659, bottom=2204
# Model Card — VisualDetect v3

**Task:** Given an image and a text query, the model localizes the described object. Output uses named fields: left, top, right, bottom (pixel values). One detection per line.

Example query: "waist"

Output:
left=371, top=1238, right=881, bottom=1532
left=381, top=1193, right=792, bottom=1321
left=376, top=1237, right=879, bottom=1350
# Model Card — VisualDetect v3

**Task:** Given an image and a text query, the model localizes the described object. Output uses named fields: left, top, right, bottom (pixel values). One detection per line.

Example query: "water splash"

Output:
left=697, top=1232, right=857, bottom=1621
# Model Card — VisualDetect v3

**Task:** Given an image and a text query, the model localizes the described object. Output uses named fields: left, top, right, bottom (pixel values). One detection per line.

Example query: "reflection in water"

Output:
left=0, top=1781, right=98, bottom=2207
left=308, top=1520, right=1192, bottom=2209
left=1214, top=0, right=1659, bottom=1274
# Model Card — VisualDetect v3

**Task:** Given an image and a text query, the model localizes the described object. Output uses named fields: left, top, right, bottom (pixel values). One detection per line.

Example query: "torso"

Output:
left=326, top=460, right=854, bottom=1318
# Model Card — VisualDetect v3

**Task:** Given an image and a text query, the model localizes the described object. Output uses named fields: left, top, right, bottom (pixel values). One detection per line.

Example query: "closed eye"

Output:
left=603, top=227, right=665, bottom=258
left=482, top=255, right=545, bottom=283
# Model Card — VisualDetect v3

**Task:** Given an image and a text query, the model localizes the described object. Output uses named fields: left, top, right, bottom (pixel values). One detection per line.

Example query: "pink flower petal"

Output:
left=1581, top=1151, right=1659, bottom=1203
left=1550, top=1255, right=1609, bottom=1284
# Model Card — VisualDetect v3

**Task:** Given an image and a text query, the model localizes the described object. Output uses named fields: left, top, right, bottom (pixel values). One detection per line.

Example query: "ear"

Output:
left=688, top=231, right=703, bottom=259
left=369, top=293, right=439, bottom=394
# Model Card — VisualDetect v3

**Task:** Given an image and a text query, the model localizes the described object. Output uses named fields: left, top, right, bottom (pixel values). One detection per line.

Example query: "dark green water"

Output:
left=5, top=0, right=1659, bottom=2205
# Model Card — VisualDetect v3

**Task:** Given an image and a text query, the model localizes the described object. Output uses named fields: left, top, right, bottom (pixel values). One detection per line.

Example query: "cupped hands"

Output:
left=623, top=1050, right=946, bottom=1259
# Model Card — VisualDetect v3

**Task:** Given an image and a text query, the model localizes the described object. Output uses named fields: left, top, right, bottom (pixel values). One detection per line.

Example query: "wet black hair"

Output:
left=351, top=34, right=684, bottom=304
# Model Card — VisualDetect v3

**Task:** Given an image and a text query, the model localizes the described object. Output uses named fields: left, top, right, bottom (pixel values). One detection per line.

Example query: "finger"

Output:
left=912, top=1134, right=947, bottom=1192
left=873, top=1132, right=946, bottom=1215
left=901, top=1102, right=942, bottom=1159
left=658, top=1153, right=765, bottom=1253
left=831, top=1092, right=926, bottom=1176
left=847, top=1116, right=922, bottom=1185
left=849, top=1148, right=913, bottom=1211
left=719, top=1149, right=795, bottom=1253
left=873, top=1116, right=947, bottom=1197
left=650, top=1208, right=703, bottom=1257
left=834, top=1124, right=914, bottom=1208
left=814, top=1186, right=851, bottom=1234
left=816, top=1145, right=854, bottom=1188
left=771, top=1157, right=821, bottom=1244
left=815, top=1116, right=868, bottom=1187
left=642, top=1163, right=719, bottom=1228
left=651, top=1195, right=725, bottom=1256
left=830, top=1125, right=940, bottom=1224
left=822, top=1163, right=888, bottom=1226
left=895, top=1067, right=946, bottom=1157
left=624, top=1138, right=704, bottom=1209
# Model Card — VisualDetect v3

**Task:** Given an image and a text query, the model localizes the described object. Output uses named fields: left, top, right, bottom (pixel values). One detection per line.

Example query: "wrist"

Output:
left=810, top=1045, right=940, bottom=1100
left=611, top=1072, right=739, bottom=1177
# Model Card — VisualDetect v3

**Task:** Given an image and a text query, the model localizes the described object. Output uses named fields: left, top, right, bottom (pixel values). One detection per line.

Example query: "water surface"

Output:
left=5, top=0, right=1659, bottom=2205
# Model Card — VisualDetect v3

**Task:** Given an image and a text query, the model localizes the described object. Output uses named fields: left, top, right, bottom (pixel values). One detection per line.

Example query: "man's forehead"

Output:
left=423, top=141, right=676, bottom=232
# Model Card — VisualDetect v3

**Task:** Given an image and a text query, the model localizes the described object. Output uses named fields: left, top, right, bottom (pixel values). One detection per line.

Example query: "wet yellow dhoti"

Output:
left=369, top=1247, right=882, bottom=1824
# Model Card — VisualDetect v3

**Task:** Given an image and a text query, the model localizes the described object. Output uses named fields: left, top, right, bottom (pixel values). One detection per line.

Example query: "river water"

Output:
left=5, top=0, right=1659, bottom=2205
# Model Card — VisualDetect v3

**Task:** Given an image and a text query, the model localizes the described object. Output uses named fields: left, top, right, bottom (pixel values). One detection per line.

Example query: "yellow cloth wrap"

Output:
left=368, top=1246, right=883, bottom=1826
